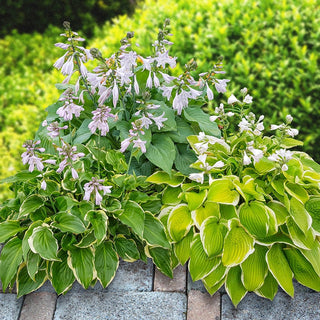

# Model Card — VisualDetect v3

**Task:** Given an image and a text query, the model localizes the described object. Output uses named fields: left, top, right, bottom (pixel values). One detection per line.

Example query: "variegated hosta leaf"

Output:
left=222, top=219, right=254, bottom=267
left=301, top=242, right=320, bottom=276
left=207, top=179, right=240, bottom=205
left=267, top=201, right=289, bottom=226
left=18, top=194, right=45, bottom=219
left=204, top=277, right=226, bottom=296
left=189, top=234, right=220, bottom=281
left=0, top=221, right=26, bottom=243
left=284, top=247, right=320, bottom=291
left=185, top=190, right=207, bottom=211
left=289, top=197, right=312, bottom=233
left=286, top=217, right=315, bottom=250
left=167, top=204, right=193, bottom=242
left=220, top=204, right=237, bottom=220
left=256, top=272, right=278, bottom=300
left=52, top=211, right=86, bottom=234
left=284, top=182, right=309, bottom=204
left=28, top=225, right=59, bottom=261
left=225, top=266, right=247, bottom=307
left=68, top=247, right=95, bottom=289
left=146, top=171, right=184, bottom=187
left=95, top=241, right=119, bottom=288
left=202, top=261, right=227, bottom=289
left=85, top=210, right=108, bottom=245
left=266, top=244, right=294, bottom=297
left=238, top=202, right=269, bottom=238
left=241, top=245, right=268, bottom=291
left=191, top=202, right=220, bottom=229
left=114, top=235, right=140, bottom=262
left=22, top=221, right=43, bottom=261
left=162, top=186, right=182, bottom=205
left=26, top=251, right=41, bottom=280
left=200, top=217, right=227, bottom=258
left=148, top=246, right=173, bottom=278
left=174, top=229, right=194, bottom=265
left=51, top=250, right=75, bottom=295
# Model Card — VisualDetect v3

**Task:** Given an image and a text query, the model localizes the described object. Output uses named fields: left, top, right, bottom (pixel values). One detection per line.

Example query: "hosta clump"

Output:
left=0, top=21, right=229, bottom=296
left=148, top=92, right=320, bottom=306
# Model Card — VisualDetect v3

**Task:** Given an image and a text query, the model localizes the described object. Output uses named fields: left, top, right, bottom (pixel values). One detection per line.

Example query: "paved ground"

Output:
left=1, top=259, right=320, bottom=320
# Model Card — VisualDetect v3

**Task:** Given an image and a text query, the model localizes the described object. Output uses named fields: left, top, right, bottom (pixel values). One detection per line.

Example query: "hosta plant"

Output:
left=0, top=21, right=228, bottom=296
left=147, top=91, right=320, bottom=306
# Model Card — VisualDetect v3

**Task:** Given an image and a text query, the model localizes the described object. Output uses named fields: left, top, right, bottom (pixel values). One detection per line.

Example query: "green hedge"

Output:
left=1, top=0, right=319, bottom=201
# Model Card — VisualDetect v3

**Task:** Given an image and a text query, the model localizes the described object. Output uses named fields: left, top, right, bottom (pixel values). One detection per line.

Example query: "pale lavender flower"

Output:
left=120, top=137, right=132, bottom=153
left=61, top=56, right=74, bottom=76
left=53, top=52, right=68, bottom=70
left=83, top=177, right=112, bottom=205
left=88, top=106, right=115, bottom=136
left=112, top=80, right=119, bottom=107
left=57, top=101, right=84, bottom=121
left=160, top=85, right=175, bottom=100
left=27, top=156, right=44, bottom=172
left=214, top=79, right=230, bottom=93
left=140, top=115, right=153, bottom=129
left=159, top=72, right=176, bottom=83
left=147, top=112, right=168, bottom=130
left=21, top=140, right=45, bottom=172
left=146, top=72, right=153, bottom=88
left=45, top=121, right=68, bottom=138
left=153, top=73, right=160, bottom=88
left=228, top=94, right=239, bottom=104
left=173, top=90, right=189, bottom=115
left=41, top=180, right=47, bottom=190
left=133, top=138, right=147, bottom=153
left=206, top=83, right=214, bottom=100
left=155, top=50, right=177, bottom=69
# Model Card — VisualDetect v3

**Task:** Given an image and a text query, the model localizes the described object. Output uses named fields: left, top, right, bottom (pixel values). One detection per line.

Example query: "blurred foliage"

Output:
left=0, top=0, right=136, bottom=38
left=1, top=0, right=319, bottom=201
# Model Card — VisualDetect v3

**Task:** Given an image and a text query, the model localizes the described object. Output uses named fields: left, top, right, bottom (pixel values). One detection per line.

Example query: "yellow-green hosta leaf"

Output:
left=207, top=179, right=240, bottom=205
left=283, top=158, right=303, bottom=181
left=95, top=241, right=119, bottom=288
left=266, top=244, right=294, bottom=297
left=238, top=202, right=269, bottom=238
left=271, top=177, right=285, bottom=196
left=225, top=266, right=247, bottom=307
left=222, top=220, right=254, bottom=267
left=286, top=217, right=315, bottom=250
left=301, top=242, right=320, bottom=276
left=189, top=234, right=220, bottom=281
left=220, top=204, right=237, bottom=220
left=202, top=261, right=227, bottom=289
left=289, top=197, right=312, bottom=233
left=241, top=245, right=268, bottom=291
left=85, top=210, right=108, bottom=245
left=191, top=202, right=220, bottom=229
left=265, top=206, right=278, bottom=235
left=303, top=170, right=320, bottom=183
left=167, top=204, right=193, bottom=242
left=146, top=171, right=184, bottom=187
left=0, top=237, right=23, bottom=291
left=254, top=157, right=276, bottom=174
left=51, top=251, right=75, bottom=295
left=256, top=272, right=278, bottom=300
left=174, top=229, right=194, bottom=265
left=28, top=225, right=59, bottom=261
left=200, top=217, right=227, bottom=257
left=0, top=221, right=26, bottom=243
left=67, top=247, right=95, bottom=289
left=305, top=196, right=320, bottom=234
left=284, top=247, right=320, bottom=291
left=185, top=190, right=207, bottom=211
left=203, top=277, right=225, bottom=296
left=267, top=201, right=289, bottom=225
left=284, top=182, right=309, bottom=204
left=162, top=186, right=182, bottom=205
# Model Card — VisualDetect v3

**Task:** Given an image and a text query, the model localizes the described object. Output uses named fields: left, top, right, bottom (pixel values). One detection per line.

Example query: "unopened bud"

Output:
left=164, top=18, right=171, bottom=26
left=63, top=21, right=71, bottom=30
left=126, top=31, right=134, bottom=39
left=90, top=48, right=102, bottom=59
left=142, top=91, right=151, bottom=101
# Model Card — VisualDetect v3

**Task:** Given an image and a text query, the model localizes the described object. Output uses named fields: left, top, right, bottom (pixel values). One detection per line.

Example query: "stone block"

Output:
left=0, top=293, right=23, bottom=320
left=154, top=264, right=186, bottom=292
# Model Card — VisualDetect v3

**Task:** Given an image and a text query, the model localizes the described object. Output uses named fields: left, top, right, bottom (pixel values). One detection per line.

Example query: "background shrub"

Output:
left=1, top=0, right=319, bottom=201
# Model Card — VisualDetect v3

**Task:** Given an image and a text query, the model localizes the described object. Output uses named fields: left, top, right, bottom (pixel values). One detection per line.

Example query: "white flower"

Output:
left=243, top=94, right=253, bottom=104
left=112, top=80, right=119, bottom=108
left=206, top=83, right=214, bottom=100
left=194, top=142, right=209, bottom=154
left=189, top=172, right=204, bottom=184
left=243, top=151, right=251, bottom=165
left=286, top=115, right=293, bottom=124
left=134, top=76, right=140, bottom=95
left=270, top=124, right=284, bottom=130
left=61, top=56, right=74, bottom=76
left=160, top=86, right=175, bottom=100
left=268, top=149, right=293, bottom=171
left=209, top=115, right=219, bottom=122
left=159, top=72, right=176, bottom=83
left=228, top=94, right=239, bottom=104
left=173, top=90, right=189, bottom=115
left=286, top=128, right=299, bottom=137
left=146, top=72, right=153, bottom=88
left=212, top=160, right=225, bottom=168
left=215, top=79, right=230, bottom=93
left=153, top=73, right=160, bottom=88
left=41, top=180, right=47, bottom=190
left=240, top=87, right=248, bottom=95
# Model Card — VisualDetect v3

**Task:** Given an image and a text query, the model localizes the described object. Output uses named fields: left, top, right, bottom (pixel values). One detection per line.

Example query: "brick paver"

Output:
left=0, top=293, right=23, bottom=320
left=154, top=264, right=186, bottom=292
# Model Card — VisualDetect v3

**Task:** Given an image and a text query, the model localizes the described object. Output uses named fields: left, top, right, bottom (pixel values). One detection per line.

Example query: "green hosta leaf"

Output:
left=68, top=247, right=95, bottom=289
left=256, top=272, right=278, bottom=300
left=241, top=245, right=268, bottom=291
left=300, top=156, right=320, bottom=173
left=222, top=220, right=254, bottom=267
left=284, top=182, right=309, bottom=204
left=189, top=234, right=220, bottom=281
left=266, top=244, right=294, bottom=297
left=118, top=201, right=145, bottom=238
left=75, top=231, right=97, bottom=248
left=19, top=195, right=45, bottom=218
left=183, top=105, right=220, bottom=137
left=0, top=221, right=26, bottom=243
left=207, top=179, right=240, bottom=205
left=168, top=117, right=195, bottom=143
left=174, top=229, right=194, bottom=265
left=146, top=171, right=184, bottom=187
left=145, top=134, right=176, bottom=173
left=26, top=251, right=41, bottom=280
left=185, top=190, right=207, bottom=211
left=55, top=196, right=78, bottom=211
left=16, top=265, right=47, bottom=298
left=39, top=180, right=60, bottom=196
left=73, top=119, right=92, bottom=144
left=95, top=241, right=119, bottom=288
left=22, top=221, right=43, bottom=261
left=267, top=201, right=289, bottom=225
left=143, top=212, right=170, bottom=248
left=303, top=170, right=320, bottom=183
left=51, top=251, right=75, bottom=295
left=305, top=196, right=320, bottom=234
left=85, top=210, right=108, bottom=245
left=202, top=262, right=227, bottom=289
left=162, top=186, right=182, bottom=205
left=174, top=143, right=198, bottom=175
left=286, top=217, right=314, bottom=250
left=28, top=225, right=59, bottom=261
left=289, top=197, right=312, bottom=233
left=225, top=266, right=247, bottom=307
left=239, top=202, right=269, bottom=238
left=284, top=248, right=320, bottom=291
left=0, top=170, right=40, bottom=184
left=114, top=236, right=140, bottom=262
left=200, top=217, right=227, bottom=258
left=167, top=204, right=193, bottom=242
left=148, top=246, right=173, bottom=278
left=52, top=211, right=86, bottom=234
left=192, top=202, right=220, bottom=229
left=301, top=242, right=320, bottom=276
left=0, top=237, right=23, bottom=291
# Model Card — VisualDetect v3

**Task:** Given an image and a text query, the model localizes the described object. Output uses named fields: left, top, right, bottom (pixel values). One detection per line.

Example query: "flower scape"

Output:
left=1, top=20, right=320, bottom=306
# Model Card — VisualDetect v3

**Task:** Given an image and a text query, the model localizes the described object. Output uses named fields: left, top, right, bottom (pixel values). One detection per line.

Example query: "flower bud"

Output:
left=63, top=21, right=71, bottom=30
left=90, top=48, right=103, bottom=59
left=142, top=91, right=151, bottom=100
left=126, top=31, right=135, bottom=39
left=164, top=18, right=171, bottom=26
